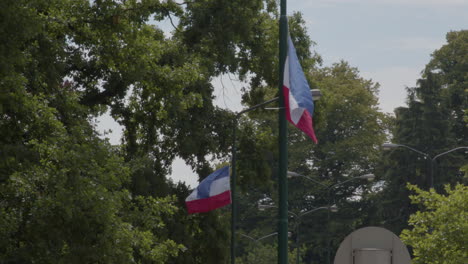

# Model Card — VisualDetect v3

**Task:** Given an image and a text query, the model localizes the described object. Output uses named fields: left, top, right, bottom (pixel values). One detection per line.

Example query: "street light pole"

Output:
left=294, top=206, right=335, bottom=264
left=278, top=0, right=289, bottom=263
left=259, top=203, right=337, bottom=264
left=231, top=97, right=283, bottom=264
left=382, top=143, right=468, bottom=189
left=288, top=172, right=374, bottom=264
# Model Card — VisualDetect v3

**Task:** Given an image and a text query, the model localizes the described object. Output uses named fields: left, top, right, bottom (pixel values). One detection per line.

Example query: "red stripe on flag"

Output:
left=283, top=85, right=318, bottom=143
left=185, top=190, right=232, bottom=214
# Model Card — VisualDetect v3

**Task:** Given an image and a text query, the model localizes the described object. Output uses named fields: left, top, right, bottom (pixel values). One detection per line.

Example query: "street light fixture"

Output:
left=257, top=203, right=337, bottom=264
left=358, top=173, right=375, bottom=181
left=382, top=143, right=429, bottom=157
left=288, top=171, right=375, bottom=264
left=381, top=143, right=468, bottom=188
left=258, top=204, right=338, bottom=264
left=329, top=204, right=339, bottom=213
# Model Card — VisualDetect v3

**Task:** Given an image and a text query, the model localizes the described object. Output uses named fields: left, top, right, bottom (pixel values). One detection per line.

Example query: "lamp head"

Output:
left=287, top=171, right=301, bottom=178
left=382, top=143, right=400, bottom=151
left=359, top=173, right=375, bottom=182
left=311, top=89, right=322, bottom=101
left=258, top=204, right=274, bottom=211
left=329, top=205, right=339, bottom=213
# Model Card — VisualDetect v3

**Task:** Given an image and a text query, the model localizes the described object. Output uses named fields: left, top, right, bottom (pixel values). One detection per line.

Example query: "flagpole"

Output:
left=231, top=118, right=237, bottom=264
left=278, top=0, right=289, bottom=263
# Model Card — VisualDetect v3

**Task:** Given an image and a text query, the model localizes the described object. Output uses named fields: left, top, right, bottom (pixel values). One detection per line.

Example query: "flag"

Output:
left=185, top=166, right=231, bottom=214
left=283, top=36, right=318, bottom=143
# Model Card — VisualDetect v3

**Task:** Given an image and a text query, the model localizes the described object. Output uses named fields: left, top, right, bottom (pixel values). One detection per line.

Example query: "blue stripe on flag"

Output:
left=287, top=36, right=314, bottom=115
left=196, top=166, right=230, bottom=199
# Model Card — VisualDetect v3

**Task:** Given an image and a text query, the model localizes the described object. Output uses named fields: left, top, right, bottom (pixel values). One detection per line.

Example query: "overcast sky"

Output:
left=98, top=0, right=468, bottom=188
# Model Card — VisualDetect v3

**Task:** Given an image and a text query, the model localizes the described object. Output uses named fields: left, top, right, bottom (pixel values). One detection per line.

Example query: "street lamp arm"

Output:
left=258, top=204, right=298, bottom=218
left=287, top=171, right=328, bottom=188
left=257, top=232, right=279, bottom=241
left=236, top=89, right=322, bottom=117
left=236, top=97, right=279, bottom=117
left=400, top=145, right=430, bottom=158
left=329, top=178, right=353, bottom=190
left=328, top=176, right=358, bottom=190
left=385, top=143, right=429, bottom=158
left=240, top=232, right=278, bottom=242
left=432, top=147, right=468, bottom=162
left=239, top=233, right=257, bottom=242
left=299, top=206, right=328, bottom=217
left=302, top=176, right=328, bottom=188
left=327, top=173, right=375, bottom=190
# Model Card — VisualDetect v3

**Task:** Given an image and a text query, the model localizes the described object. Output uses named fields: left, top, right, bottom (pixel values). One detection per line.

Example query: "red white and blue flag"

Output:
left=185, top=166, right=231, bottom=214
left=283, top=36, right=318, bottom=143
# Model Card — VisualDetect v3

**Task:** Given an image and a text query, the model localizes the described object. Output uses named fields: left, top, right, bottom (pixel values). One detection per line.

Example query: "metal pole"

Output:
left=231, top=118, right=238, bottom=264
left=327, top=189, right=332, bottom=264
left=296, top=218, right=300, bottom=264
left=278, top=0, right=289, bottom=263
left=430, top=158, right=434, bottom=189
left=230, top=99, right=282, bottom=264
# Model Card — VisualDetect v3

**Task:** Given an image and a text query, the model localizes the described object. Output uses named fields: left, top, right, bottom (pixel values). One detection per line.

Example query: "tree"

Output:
left=0, top=72, right=182, bottom=263
left=3, top=0, right=307, bottom=263
left=401, top=184, right=468, bottom=264
left=424, top=30, right=468, bottom=146
left=372, top=30, right=467, bottom=235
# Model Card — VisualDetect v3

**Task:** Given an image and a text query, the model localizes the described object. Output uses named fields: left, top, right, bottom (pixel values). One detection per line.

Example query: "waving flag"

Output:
left=283, top=36, right=318, bottom=143
left=185, top=166, right=231, bottom=214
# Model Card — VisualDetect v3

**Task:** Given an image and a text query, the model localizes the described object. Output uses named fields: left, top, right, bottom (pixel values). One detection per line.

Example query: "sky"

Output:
left=98, top=0, right=468, bottom=188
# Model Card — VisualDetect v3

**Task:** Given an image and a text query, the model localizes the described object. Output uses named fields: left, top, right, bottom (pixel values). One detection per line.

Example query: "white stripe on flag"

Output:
left=209, top=177, right=230, bottom=197
left=290, top=100, right=305, bottom=124
left=185, top=189, right=198, bottom=202
left=284, top=55, right=305, bottom=124
left=283, top=56, right=290, bottom=87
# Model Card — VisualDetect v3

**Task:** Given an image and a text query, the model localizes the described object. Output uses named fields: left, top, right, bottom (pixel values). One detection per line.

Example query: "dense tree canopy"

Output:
left=0, top=0, right=285, bottom=263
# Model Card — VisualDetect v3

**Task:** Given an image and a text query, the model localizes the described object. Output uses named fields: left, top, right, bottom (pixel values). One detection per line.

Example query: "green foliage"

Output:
left=236, top=243, right=299, bottom=264
left=0, top=86, right=182, bottom=263
left=401, top=184, right=468, bottom=264
left=2, top=0, right=301, bottom=261
left=307, top=61, right=387, bottom=176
